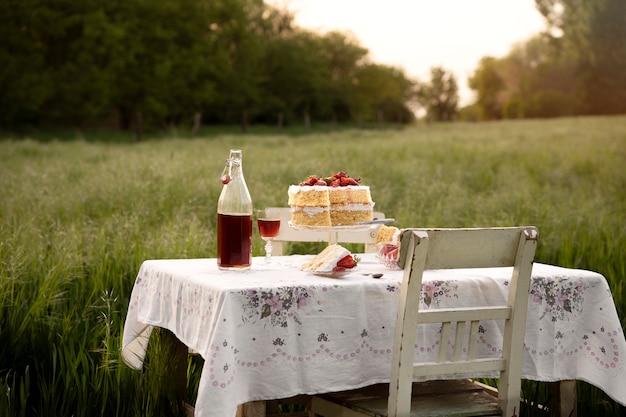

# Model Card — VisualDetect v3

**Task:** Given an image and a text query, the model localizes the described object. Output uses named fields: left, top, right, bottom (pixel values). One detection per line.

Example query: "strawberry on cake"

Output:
left=301, top=244, right=360, bottom=274
left=288, top=171, right=374, bottom=227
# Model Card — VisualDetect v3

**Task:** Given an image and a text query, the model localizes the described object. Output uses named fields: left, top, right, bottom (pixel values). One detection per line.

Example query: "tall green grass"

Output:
left=1, top=116, right=625, bottom=416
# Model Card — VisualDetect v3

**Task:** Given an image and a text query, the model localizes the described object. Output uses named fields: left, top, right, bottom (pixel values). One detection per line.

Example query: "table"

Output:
left=122, top=254, right=626, bottom=417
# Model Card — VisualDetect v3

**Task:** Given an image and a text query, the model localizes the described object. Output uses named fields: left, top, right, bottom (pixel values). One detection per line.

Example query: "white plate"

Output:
left=307, top=265, right=359, bottom=278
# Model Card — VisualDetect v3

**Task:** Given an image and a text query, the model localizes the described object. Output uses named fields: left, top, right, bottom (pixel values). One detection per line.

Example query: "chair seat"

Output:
left=313, top=380, right=501, bottom=417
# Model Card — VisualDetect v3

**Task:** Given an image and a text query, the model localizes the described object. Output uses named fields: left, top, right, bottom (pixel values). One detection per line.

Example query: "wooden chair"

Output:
left=265, top=207, right=387, bottom=255
left=309, top=226, right=539, bottom=417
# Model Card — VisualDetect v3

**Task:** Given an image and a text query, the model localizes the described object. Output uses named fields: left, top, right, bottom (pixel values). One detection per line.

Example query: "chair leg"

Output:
left=237, top=401, right=267, bottom=417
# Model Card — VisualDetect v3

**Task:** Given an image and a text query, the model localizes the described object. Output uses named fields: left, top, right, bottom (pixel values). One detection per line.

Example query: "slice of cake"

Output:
left=301, top=244, right=359, bottom=274
left=375, top=225, right=400, bottom=245
left=289, top=172, right=374, bottom=227
left=288, top=185, right=332, bottom=226
left=329, top=186, right=374, bottom=225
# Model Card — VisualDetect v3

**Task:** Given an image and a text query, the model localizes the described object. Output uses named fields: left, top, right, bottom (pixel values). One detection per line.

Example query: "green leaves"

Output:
left=1, top=0, right=418, bottom=130
left=467, top=0, right=626, bottom=120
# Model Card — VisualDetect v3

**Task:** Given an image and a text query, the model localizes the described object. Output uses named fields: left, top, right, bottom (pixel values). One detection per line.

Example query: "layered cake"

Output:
left=288, top=185, right=332, bottom=226
left=288, top=172, right=374, bottom=227
left=301, top=244, right=359, bottom=274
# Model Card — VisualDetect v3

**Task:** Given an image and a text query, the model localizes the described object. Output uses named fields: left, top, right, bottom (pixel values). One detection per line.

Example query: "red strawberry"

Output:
left=332, top=266, right=346, bottom=272
left=339, top=176, right=353, bottom=186
left=381, top=243, right=397, bottom=255
left=300, top=176, right=319, bottom=186
left=333, top=171, right=347, bottom=179
left=336, top=254, right=359, bottom=269
left=329, top=179, right=340, bottom=187
left=315, top=180, right=327, bottom=186
left=339, top=177, right=359, bottom=187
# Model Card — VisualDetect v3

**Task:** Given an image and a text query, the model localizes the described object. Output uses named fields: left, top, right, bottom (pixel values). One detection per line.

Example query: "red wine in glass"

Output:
left=256, top=210, right=281, bottom=263
left=258, top=218, right=280, bottom=238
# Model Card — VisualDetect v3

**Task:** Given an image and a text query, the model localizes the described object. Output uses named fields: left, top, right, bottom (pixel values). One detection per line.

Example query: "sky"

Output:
left=267, top=0, right=546, bottom=105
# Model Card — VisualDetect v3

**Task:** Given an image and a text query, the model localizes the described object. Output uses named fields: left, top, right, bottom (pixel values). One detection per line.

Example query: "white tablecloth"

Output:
left=122, top=254, right=626, bottom=417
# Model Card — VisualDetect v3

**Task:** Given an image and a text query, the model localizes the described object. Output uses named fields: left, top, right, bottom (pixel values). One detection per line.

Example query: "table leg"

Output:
left=548, top=380, right=577, bottom=417
left=161, top=329, right=191, bottom=413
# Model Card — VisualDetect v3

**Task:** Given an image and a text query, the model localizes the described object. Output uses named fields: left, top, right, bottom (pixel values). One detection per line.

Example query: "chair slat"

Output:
left=399, top=227, right=537, bottom=270
left=452, top=321, right=466, bottom=361
left=468, top=320, right=480, bottom=360
left=439, top=322, right=451, bottom=363
left=412, top=358, right=507, bottom=378
left=416, top=307, right=511, bottom=324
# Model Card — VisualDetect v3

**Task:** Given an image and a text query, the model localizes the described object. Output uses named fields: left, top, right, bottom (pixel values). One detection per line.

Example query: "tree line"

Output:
left=0, top=0, right=424, bottom=133
left=1, top=0, right=623, bottom=132
left=466, top=0, right=626, bottom=120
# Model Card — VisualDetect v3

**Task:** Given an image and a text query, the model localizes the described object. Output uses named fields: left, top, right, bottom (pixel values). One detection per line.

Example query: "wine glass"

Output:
left=256, top=208, right=281, bottom=263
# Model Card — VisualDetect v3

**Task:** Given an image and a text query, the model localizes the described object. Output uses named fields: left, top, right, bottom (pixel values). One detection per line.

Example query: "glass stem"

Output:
left=264, top=238, right=273, bottom=262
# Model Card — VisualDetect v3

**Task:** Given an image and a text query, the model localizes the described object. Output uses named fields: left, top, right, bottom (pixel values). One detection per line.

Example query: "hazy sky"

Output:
left=267, top=0, right=546, bottom=104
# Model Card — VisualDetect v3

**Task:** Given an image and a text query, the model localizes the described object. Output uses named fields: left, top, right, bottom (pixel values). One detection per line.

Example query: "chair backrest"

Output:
left=265, top=207, right=387, bottom=255
left=390, top=227, right=538, bottom=417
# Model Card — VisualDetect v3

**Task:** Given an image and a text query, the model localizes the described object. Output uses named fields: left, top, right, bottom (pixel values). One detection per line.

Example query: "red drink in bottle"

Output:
left=217, top=149, right=253, bottom=270
left=217, top=213, right=252, bottom=268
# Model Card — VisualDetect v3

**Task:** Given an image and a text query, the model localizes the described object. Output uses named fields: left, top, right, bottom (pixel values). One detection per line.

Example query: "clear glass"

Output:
left=256, top=208, right=281, bottom=263
left=217, top=150, right=253, bottom=270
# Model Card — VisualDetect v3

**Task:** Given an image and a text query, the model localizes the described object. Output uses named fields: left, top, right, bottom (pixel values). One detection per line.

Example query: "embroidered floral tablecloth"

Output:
left=121, top=254, right=626, bottom=417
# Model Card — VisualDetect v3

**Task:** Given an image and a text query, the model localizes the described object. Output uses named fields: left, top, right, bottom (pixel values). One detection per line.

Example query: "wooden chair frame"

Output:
left=310, top=226, right=538, bottom=417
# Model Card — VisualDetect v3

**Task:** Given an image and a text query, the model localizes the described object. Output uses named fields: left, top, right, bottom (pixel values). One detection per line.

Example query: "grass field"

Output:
left=1, top=116, right=625, bottom=416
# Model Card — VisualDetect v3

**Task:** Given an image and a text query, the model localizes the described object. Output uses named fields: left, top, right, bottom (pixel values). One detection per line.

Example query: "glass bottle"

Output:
left=217, top=149, right=253, bottom=270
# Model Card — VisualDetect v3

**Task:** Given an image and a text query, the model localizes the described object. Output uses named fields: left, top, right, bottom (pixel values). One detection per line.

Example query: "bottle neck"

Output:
left=228, top=156, right=242, bottom=178
left=217, top=151, right=252, bottom=215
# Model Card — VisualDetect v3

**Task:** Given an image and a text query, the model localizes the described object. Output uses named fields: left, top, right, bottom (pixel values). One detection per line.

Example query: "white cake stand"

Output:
left=288, top=219, right=394, bottom=245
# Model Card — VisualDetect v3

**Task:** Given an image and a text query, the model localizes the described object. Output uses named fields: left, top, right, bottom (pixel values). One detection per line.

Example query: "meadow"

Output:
left=1, top=116, right=625, bottom=416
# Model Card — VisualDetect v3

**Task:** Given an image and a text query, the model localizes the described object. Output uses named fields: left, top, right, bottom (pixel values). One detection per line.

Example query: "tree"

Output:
left=318, top=31, right=369, bottom=124
left=499, top=35, right=581, bottom=118
left=352, top=63, right=416, bottom=125
left=418, top=67, right=459, bottom=122
left=203, top=0, right=268, bottom=132
left=107, top=0, right=220, bottom=134
left=0, top=0, right=53, bottom=126
left=259, top=29, right=330, bottom=128
left=0, top=0, right=420, bottom=130
left=0, top=0, right=119, bottom=127
left=468, top=57, right=505, bottom=120
left=535, top=0, right=626, bottom=114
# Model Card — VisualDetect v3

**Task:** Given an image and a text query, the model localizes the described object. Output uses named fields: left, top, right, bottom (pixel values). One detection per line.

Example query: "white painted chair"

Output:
left=309, top=226, right=539, bottom=417
left=265, top=207, right=387, bottom=255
